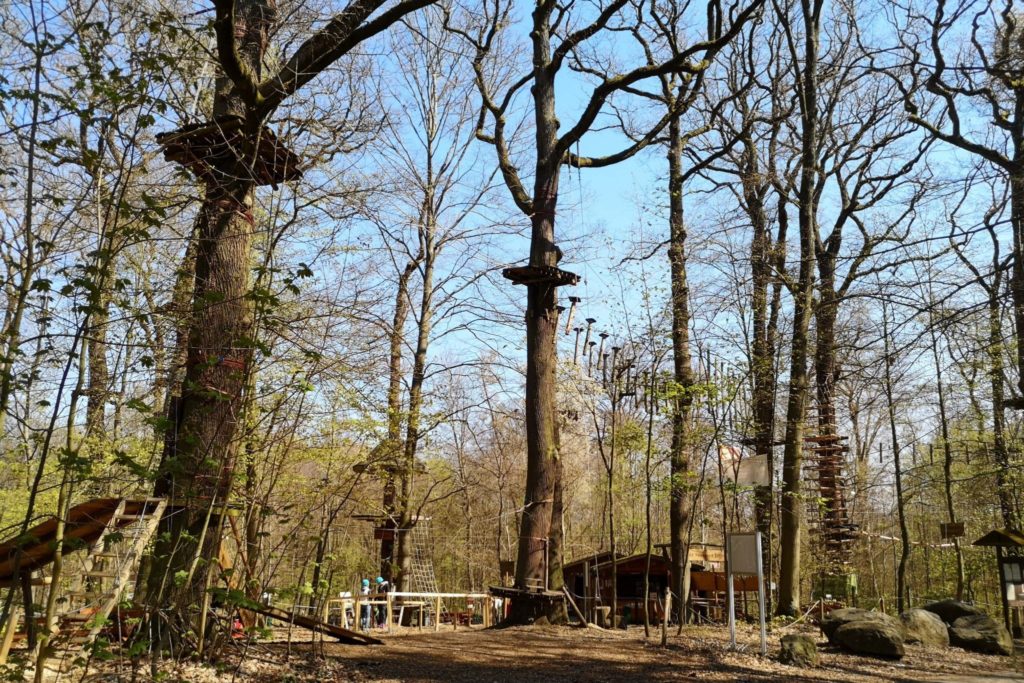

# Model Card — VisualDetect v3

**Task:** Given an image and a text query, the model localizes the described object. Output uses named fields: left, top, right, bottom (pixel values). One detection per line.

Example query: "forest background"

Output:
left=0, top=0, right=1021, bottom=646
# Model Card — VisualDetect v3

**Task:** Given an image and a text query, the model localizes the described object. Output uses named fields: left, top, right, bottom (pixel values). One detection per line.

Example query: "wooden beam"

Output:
left=247, top=604, right=381, bottom=646
left=0, top=605, right=18, bottom=665
left=20, top=573, right=34, bottom=650
left=389, top=591, right=491, bottom=599
left=0, top=576, right=50, bottom=589
left=561, top=586, right=588, bottom=626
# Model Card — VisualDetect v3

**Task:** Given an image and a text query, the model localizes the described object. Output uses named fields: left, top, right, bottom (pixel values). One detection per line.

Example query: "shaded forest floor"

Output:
left=305, top=622, right=1023, bottom=682
left=13, top=622, right=1024, bottom=681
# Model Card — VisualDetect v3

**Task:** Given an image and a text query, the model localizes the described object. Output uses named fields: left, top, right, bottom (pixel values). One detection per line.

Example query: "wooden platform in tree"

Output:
left=488, top=585, right=564, bottom=600
left=502, top=265, right=579, bottom=287
left=157, top=116, right=302, bottom=188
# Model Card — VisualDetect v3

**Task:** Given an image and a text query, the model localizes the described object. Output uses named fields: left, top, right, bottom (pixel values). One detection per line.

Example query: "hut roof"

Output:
left=972, top=528, right=1024, bottom=547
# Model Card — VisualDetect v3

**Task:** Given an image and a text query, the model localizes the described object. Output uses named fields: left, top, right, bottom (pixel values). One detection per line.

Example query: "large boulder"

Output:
left=821, top=608, right=904, bottom=644
left=779, top=634, right=820, bottom=667
left=833, top=620, right=906, bottom=659
left=900, top=608, right=950, bottom=647
left=949, top=614, right=1014, bottom=656
left=921, top=599, right=985, bottom=624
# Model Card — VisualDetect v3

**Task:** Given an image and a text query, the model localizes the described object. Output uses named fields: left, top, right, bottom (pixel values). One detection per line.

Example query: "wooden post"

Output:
left=584, top=561, right=591, bottom=623
left=998, top=548, right=1012, bottom=632
left=562, top=586, right=587, bottom=626
left=661, top=588, right=671, bottom=646
left=434, top=595, right=441, bottom=632
left=0, top=603, right=19, bottom=665
left=386, top=592, right=393, bottom=633
left=21, top=573, right=34, bottom=651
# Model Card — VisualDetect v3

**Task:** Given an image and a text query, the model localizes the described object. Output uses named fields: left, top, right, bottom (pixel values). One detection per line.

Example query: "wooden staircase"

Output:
left=54, top=498, right=166, bottom=656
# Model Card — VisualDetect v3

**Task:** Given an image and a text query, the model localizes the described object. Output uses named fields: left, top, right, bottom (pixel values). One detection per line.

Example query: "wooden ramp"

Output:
left=0, top=498, right=167, bottom=665
left=248, top=604, right=382, bottom=646
left=0, top=498, right=165, bottom=583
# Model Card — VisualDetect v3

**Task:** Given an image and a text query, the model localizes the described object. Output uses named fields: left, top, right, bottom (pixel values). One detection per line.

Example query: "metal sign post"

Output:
left=726, top=531, right=767, bottom=656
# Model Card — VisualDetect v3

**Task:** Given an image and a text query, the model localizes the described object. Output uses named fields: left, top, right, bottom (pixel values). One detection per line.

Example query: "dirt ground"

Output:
left=16, top=622, right=1023, bottom=681
left=308, top=623, right=1024, bottom=683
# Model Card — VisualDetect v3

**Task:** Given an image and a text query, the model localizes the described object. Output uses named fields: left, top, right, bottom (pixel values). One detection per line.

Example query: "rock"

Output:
left=821, top=608, right=904, bottom=644
left=833, top=620, right=906, bottom=659
left=949, top=614, right=1014, bottom=656
left=779, top=634, right=820, bottom=667
left=900, top=608, right=950, bottom=647
left=921, top=599, right=986, bottom=624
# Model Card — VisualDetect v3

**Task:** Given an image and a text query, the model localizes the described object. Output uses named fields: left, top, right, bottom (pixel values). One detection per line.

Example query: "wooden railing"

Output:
left=326, top=591, right=497, bottom=633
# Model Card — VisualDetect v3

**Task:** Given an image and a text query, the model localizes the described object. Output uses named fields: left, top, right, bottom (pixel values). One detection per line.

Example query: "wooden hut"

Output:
left=562, top=544, right=755, bottom=625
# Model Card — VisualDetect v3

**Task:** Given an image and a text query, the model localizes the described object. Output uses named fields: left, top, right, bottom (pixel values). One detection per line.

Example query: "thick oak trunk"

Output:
left=667, top=117, right=694, bottom=624
left=146, top=0, right=269, bottom=643
left=147, top=181, right=257, bottom=638
left=508, top=1, right=566, bottom=624
left=509, top=204, right=563, bottom=621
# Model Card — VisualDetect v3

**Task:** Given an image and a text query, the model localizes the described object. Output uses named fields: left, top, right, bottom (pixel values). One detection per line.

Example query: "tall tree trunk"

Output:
left=85, top=165, right=112, bottom=441
left=86, top=302, right=109, bottom=436
left=387, top=263, right=416, bottom=445
left=776, top=0, right=821, bottom=617
left=927, top=294, right=965, bottom=599
left=396, top=227, right=434, bottom=591
left=1010, top=174, right=1024, bottom=403
left=882, top=303, right=910, bottom=613
left=777, top=203, right=815, bottom=616
left=643, top=368, right=656, bottom=637
left=667, top=116, right=694, bottom=625
left=380, top=260, right=416, bottom=582
left=814, top=257, right=838, bottom=436
left=146, top=0, right=270, bottom=642
left=608, top=395, right=618, bottom=625
left=987, top=276, right=1018, bottom=528
left=509, top=0, right=565, bottom=623
left=745, top=132, right=785, bottom=611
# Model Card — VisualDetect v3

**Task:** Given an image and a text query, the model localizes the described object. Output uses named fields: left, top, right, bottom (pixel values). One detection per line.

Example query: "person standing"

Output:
left=359, top=579, right=372, bottom=631
left=375, top=576, right=391, bottom=628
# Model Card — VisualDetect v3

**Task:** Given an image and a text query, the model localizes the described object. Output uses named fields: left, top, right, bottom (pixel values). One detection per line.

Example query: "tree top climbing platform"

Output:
left=157, top=115, right=303, bottom=188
